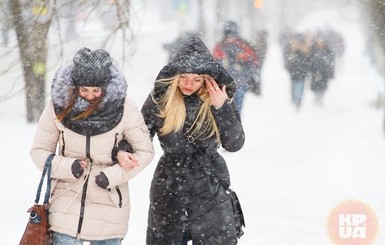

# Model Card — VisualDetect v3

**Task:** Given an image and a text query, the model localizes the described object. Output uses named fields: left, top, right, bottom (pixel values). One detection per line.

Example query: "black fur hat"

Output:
left=71, top=47, right=112, bottom=87
left=155, top=36, right=236, bottom=98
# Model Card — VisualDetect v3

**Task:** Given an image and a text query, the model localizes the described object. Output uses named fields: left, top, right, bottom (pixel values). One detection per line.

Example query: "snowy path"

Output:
left=1, top=5, right=385, bottom=245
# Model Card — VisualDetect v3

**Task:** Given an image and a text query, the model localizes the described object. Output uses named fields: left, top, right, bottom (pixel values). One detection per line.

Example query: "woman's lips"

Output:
left=182, top=88, right=193, bottom=94
left=87, top=98, right=98, bottom=104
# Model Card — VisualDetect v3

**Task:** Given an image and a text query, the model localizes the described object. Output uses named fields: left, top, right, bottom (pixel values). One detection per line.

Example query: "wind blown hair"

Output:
left=153, top=75, right=220, bottom=142
left=56, top=87, right=105, bottom=122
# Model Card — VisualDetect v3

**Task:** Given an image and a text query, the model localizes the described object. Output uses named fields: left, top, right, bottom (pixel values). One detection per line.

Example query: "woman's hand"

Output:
left=117, top=150, right=139, bottom=171
left=205, top=75, right=228, bottom=109
left=79, top=159, right=88, bottom=169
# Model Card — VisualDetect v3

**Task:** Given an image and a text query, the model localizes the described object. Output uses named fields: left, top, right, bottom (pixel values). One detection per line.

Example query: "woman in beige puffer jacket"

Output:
left=30, top=48, right=154, bottom=244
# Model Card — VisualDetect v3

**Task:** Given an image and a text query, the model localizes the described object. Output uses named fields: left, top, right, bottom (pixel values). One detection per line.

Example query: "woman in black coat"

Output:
left=284, top=34, right=311, bottom=108
left=139, top=36, right=245, bottom=245
left=309, top=38, right=335, bottom=104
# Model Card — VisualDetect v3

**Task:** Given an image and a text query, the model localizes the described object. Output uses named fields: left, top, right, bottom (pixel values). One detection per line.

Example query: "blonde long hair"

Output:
left=153, top=75, right=220, bottom=142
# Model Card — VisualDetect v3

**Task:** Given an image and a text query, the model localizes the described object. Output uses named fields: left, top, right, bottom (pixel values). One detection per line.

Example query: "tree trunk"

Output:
left=9, top=0, right=51, bottom=122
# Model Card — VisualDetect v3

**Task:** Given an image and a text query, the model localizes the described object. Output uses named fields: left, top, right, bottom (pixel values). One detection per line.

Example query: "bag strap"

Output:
left=34, top=154, right=55, bottom=205
left=186, top=135, right=230, bottom=190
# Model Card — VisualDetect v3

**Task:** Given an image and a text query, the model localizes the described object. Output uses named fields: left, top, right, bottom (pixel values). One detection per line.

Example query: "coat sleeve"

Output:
left=111, top=94, right=159, bottom=160
left=211, top=101, right=245, bottom=152
left=102, top=98, right=155, bottom=186
left=30, top=102, right=79, bottom=180
left=140, top=93, right=160, bottom=139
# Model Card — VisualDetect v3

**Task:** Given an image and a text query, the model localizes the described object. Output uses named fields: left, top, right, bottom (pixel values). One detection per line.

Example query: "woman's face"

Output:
left=178, top=74, right=205, bottom=95
left=78, top=86, right=102, bottom=104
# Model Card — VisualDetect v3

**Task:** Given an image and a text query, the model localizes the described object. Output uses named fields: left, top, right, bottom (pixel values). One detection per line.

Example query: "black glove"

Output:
left=111, top=139, right=133, bottom=163
left=71, top=160, right=84, bottom=178
left=95, top=172, right=109, bottom=189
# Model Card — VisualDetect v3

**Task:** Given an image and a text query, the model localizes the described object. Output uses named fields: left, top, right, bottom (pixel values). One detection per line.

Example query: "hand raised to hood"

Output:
left=205, top=75, right=228, bottom=109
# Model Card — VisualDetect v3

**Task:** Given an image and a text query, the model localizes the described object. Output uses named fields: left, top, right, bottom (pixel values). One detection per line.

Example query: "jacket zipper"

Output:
left=76, top=134, right=93, bottom=238
left=114, top=133, right=119, bottom=148
left=114, top=133, right=123, bottom=208
left=116, top=186, right=122, bottom=208
left=60, top=131, right=65, bottom=156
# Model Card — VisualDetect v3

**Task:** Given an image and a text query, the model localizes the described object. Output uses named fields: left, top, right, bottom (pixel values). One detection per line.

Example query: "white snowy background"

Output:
left=1, top=1, right=385, bottom=244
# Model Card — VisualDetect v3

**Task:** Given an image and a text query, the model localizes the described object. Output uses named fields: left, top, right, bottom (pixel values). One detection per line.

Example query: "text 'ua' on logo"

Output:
left=326, top=199, right=378, bottom=245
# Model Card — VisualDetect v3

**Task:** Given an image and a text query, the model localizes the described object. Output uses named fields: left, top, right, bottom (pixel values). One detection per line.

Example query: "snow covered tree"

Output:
left=6, top=0, right=132, bottom=123
left=9, top=0, right=52, bottom=123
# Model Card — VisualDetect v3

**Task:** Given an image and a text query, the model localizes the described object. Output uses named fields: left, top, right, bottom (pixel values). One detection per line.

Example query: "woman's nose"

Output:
left=184, top=79, right=193, bottom=88
left=85, top=93, right=96, bottom=100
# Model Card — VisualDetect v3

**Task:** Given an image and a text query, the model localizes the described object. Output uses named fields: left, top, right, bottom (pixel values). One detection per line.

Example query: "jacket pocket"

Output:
left=107, top=185, right=127, bottom=208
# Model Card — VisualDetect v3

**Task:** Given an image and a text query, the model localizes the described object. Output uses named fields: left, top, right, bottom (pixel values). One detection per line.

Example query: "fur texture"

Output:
left=51, top=60, right=127, bottom=111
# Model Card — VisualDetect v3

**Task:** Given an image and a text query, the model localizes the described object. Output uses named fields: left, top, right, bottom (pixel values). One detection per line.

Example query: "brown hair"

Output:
left=57, top=87, right=104, bottom=122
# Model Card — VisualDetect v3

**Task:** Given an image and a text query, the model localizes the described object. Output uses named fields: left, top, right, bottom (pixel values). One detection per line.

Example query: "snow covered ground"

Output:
left=1, top=2, right=385, bottom=245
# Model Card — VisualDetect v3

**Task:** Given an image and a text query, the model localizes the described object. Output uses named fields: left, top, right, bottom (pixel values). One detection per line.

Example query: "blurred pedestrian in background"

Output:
left=309, top=34, right=336, bottom=105
left=213, top=21, right=259, bottom=115
left=283, top=33, right=311, bottom=109
left=250, top=29, right=269, bottom=96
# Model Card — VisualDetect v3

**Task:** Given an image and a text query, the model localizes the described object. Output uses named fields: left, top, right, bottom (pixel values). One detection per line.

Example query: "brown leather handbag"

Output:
left=19, top=154, right=55, bottom=245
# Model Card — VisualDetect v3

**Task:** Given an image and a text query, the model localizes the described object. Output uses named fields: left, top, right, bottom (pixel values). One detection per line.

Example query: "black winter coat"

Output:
left=141, top=93, right=245, bottom=245
left=286, top=49, right=310, bottom=81
left=309, top=45, right=335, bottom=93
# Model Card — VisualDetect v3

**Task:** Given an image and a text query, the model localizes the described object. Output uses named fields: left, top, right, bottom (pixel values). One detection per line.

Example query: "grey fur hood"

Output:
left=51, top=58, right=128, bottom=136
left=51, top=60, right=127, bottom=111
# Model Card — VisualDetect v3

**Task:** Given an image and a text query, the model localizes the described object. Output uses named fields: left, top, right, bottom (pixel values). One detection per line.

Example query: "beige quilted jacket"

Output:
left=30, top=98, right=154, bottom=240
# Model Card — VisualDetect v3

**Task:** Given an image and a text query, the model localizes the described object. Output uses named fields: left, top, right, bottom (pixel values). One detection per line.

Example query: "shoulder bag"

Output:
left=187, top=136, right=245, bottom=239
left=19, top=154, right=55, bottom=245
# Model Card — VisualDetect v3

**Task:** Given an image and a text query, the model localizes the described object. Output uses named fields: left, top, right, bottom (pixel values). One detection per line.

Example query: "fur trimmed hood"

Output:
left=51, top=54, right=128, bottom=136
left=51, top=60, right=127, bottom=111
